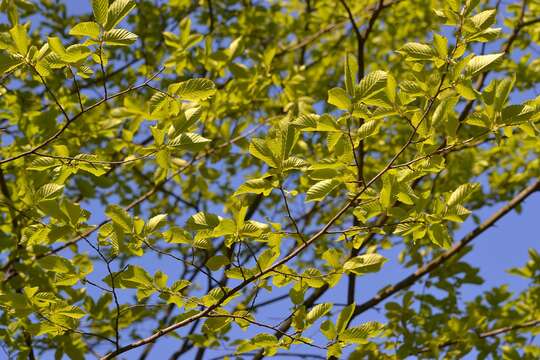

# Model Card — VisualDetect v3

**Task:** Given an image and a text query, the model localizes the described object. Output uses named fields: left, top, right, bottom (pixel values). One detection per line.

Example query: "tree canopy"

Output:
left=0, top=0, right=539, bottom=359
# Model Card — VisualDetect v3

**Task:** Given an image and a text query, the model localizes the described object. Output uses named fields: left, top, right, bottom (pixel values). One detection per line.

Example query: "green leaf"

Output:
left=206, top=255, right=230, bottom=271
left=343, top=254, right=386, bottom=275
left=168, top=78, right=216, bottom=102
left=105, top=204, right=132, bottom=232
left=447, top=183, right=479, bottom=207
left=251, top=333, right=278, bottom=348
left=355, top=70, right=387, bottom=101
left=467, top=27, right=501, bottom=42
left=464, top=53, right=504, bottom=77
left=344, top=53, right=358, bottom=97
left=340, top=322, right=384, bottom=343
left=163, top=227, right=192, bottom=244
left=56, top=305, right=86, bottom=319
left=110, top=265, right=152, bottom=289
left=398, top=42, right=437, bottom=60
left=306, top=303, right=333, bottom=325
left=493, top=76, right=515, bottom=111
left=69, top=22, right=101, bottom=39
left=145, top=214, right=167, bottom=233
left=293, top=114, right=340, bottom=132
left=105, top=0, right=136, bottom=30
left=186, top=212, right=220, bottom=231
left=149, top=92, right=176, bottom=115
left=35, top=184, right=64, bottom=202
left=234, top=178, right=274, bottom=196
left=39, top=256, right=75, bottom=273
left=320, top=319, right=337, bottom=340
left=27, top=157, right=59, bottom=171
left=328, top=87, right=351, bottom=111
left=379, top=174, right=395, bottom=208
left=433, top=33, right=448, bottom=59
left=455, top=81, right=478, bottom=100
left=92, top=0, right=109, bottom=26
left=102, top=28, right=138, bottom=46
left=48, top=37, right=91, bottom=63
left=357, top=120, right=378, bottom=140
left=0, top=52, right=24, bottom=74
left=249, top=138, right=278, bottom=168
left=327, top=343, right=343, bottom=359
left=203, top=316, right=232, bottom=333
left=429, top=223, right=452, bottom=248
left=282, top=156, right=309, bottom=172
left=467, top=9, right=496, bottom=31
left=336, top=303, right=355, bottom=334
left=167, top=133, right=210, bottom=151
left=306, top=179, right=341, bottom=202
left=9, top=25, right=29, bottom=55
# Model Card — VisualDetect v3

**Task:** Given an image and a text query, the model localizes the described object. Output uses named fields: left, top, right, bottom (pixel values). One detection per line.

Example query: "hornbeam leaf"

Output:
left=249, top=138, right=278, bottom=167
left=145, top=214, right=167, bottom=233
left=357, top=120, right=378, bottom=140
left=398, top=42, right=437, bottom=60
left=340, top=322, right=384, bottom=343
left=168, top=78, right=216, bottom=102
left=9, top=24, right=29, bottom=55
left=306, top=179, right=341, bottom=202
left=252, top=333, right=278, bottom=347
left=149, top=92, right=170, bottom=115
left=163, top=227, right=192, bottom=244
left=306, top=303, right=333, bottom=325
left=343, top=253, right=386, bottom=274
left=0, top=52, right=24, bottom=75
left=109, top=265, right=153, bottom=289
left=467, top=9, right=496, bottom=31
left=92, top=0, right=109, bottom=26
left=69, top=22, right=100, bottom=39
left=467, top=27, right=501, bottom=42
left=433, top=33, right=448, bottom=59
left=105, top=204, right=132, bottom=232
left=35, top=184, right=64, bottom=202
left=336, top=303, right=355, bottom=334
left=448, top=183, right=480, bottom=207
left=102, top=28, right=138, bottom=46
left=234, top=178, right=274, bottom=196
left=355, top=70, right=387, bottom=101
left=328, top=87, right=351, bottom=111
left=206, top=255, right=230, bottom=271
left=186, top=212, right=220, bottom=230
left=28, top=157, right=59, bottom=171
left=193, top=237, right=212, bottom=249
left=344, top=53, right=358, bottom=97
left=105, top=0, right=136, bottom=30
left=282, top=156, right=309, bottom=172
left=320, top=320, right=337, bottom=340
left=167, top=133, right=210, bottom=151
left=56, top=306, right=86, bottom=319
left=464, top=53, right=504, bottom=77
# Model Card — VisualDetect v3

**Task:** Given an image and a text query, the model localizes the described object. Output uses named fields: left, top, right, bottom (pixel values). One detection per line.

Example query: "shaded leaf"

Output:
left=306, top=179, right=341, bottom=202
left=35, top=184, right=64, bottom=202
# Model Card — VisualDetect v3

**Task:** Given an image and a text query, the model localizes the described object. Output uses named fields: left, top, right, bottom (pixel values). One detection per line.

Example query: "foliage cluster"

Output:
left=0, top=0, right=539, bottom=359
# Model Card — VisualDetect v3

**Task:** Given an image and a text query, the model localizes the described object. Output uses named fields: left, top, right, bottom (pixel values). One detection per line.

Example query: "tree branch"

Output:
left=351, top=178, right=540, bottom=318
